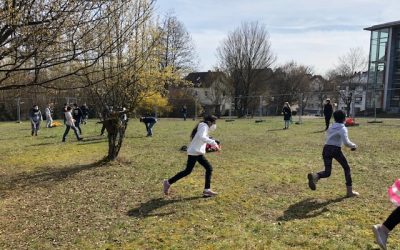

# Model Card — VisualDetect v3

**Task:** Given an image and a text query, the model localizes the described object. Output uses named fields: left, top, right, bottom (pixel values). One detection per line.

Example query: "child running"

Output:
left=373, top=207, right=400, bottom=250
left=307, top=110, right=359, bottom=197
left=163, top=115, right=220, bottom=197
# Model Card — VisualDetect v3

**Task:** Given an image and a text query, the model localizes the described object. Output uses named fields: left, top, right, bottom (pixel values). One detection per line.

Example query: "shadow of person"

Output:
left=79, top=136, right=107, bottom=142
left=266, top=129, right=286, bottom=132
left=124, top=135, right=147, bottom=139
left=127, top=196, right=202, bottom=218
left=310, top=129, right=326, bottom=134
left=277, top=197, right=346, bottom=221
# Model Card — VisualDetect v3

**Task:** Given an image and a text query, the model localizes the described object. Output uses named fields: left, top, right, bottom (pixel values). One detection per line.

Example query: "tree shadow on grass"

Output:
left=277, top=197, right=346, bottom=221
left=125, top=135, right=147, bottom=139
left=0, top=158, right=109, bottom=198
left=127, top=196, right=202, bottom=218
left=310, top=129, right=326, bottom=134
left=29, top=142, right=58, bottom=146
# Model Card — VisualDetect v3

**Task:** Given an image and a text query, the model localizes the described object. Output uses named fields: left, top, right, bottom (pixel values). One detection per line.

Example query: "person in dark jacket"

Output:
left=72, top=103, right=83, bottom=134
left=181, top=105, right=187, bottom=121
left=62, top=103, right=68, bottom=124
left=29, top=105, right=42, bottom=136
left=140, top=116, right=157, bottom=137
left=282, top=102, right=292, bottom=129
left=80, top=103, right=89, bottom=124
left=100, top=106, right=111, bottom=136
left=323, top=98, right=333, bottom=130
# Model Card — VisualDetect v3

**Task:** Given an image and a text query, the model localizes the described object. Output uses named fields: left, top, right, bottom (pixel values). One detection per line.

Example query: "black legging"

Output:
left=168, top=155, right=213, bottom=189
left=325, top=115, right=332, bottom=129
left=384, top=207, right=400, bottom=231
left=317, top=145, right=352, bottom=186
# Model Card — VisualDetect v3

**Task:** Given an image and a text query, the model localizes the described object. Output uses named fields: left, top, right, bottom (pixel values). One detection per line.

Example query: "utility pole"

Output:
left=297, top=93, right=303, bottom=124
left=194, top=99, right=197, bottom=120
left=16, top=97, right=21, bottom=123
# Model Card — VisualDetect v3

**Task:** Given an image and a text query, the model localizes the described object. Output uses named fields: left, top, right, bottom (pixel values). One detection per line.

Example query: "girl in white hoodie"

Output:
left=163, top=115, right=220, bottom=197
left=307, top=110, right=359, bottom=197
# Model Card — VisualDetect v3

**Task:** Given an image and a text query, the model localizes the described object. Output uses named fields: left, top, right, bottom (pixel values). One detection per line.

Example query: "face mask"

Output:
left=209, top=124, right=217, bottom=132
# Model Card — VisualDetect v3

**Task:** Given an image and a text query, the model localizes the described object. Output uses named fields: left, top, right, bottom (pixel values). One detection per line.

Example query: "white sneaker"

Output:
left=372, top=224, right=388, bottom=250
left=203, top=189, right=218, bottom=197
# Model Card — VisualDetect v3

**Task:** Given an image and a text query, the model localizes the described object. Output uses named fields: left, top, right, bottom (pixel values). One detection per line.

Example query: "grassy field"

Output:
left=1, top=117, right=400, bottom=249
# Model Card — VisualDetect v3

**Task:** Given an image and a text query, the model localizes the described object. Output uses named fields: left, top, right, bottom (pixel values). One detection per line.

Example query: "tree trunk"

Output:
left=103, top=117, right=128, bottom=161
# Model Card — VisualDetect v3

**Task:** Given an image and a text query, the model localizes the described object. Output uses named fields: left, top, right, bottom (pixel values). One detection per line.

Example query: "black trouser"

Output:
left=317, top=145, right=352, bottom=186
left=74, top=119, right=82, bottom=134
left=325, top=115, right=332, bottom=129
left=145, top=122, right=155, bottom=136
left=168, top=155, right=213, bottom=189
left=63, top=125, right=80, bottom=141
left=31, top=121, right=40, bottom=135
left=384, top=207, right=400, bottom=231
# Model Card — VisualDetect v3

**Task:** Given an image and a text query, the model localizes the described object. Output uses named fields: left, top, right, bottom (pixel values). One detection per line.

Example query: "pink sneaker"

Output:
left=163, top=180, right=170, bottom=195
left=203, top=189, right=218, bottom=197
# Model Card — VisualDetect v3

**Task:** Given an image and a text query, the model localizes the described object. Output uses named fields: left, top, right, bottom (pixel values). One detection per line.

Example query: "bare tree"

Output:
left=333, top=47, right=367, bottom=116
left=0, top=0, right=130, bottom=91
left=217, top=21, right=276, bottom=117
left=311, top=74, right=335, bottom=115
left=0, top=0, right=185, bottom=160
left=85, top=0, right=187, bottom=160
left=270, top=61, right=312, bottom=114
left=158, top=13, right=198, bottom=76
left=204, top=72, right=229, bottom=117
left=83, top=0, right=178, bottom=160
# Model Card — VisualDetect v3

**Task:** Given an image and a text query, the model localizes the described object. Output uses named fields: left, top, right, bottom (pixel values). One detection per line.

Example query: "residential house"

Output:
left=337, top=72, right=368, bottom=116
left=185, top=71, right=231, bottom=116
left=303, top=75, right=329, bottom=116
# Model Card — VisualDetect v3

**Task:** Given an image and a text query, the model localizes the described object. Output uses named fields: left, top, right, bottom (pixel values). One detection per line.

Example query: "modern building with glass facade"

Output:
left=365, top=21, right=400, bottom=113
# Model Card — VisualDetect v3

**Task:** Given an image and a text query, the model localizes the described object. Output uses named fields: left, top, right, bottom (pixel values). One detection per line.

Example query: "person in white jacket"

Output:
left=307, top=110, right=359, bottom=197
left=163, top=115, right=220, bottom=197
left=62, top=106, right=83, bottom=142
left=44, top=104, right=53, bottom=128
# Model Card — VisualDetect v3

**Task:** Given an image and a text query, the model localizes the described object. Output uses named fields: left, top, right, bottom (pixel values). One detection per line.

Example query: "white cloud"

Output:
left=156, top=0, right=400, bottom=74
left=270, top=30, right=371, bottom=74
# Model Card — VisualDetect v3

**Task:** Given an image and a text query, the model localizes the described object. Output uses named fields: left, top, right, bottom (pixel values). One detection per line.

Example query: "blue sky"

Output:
left=155, top=0, right=400, bottom=76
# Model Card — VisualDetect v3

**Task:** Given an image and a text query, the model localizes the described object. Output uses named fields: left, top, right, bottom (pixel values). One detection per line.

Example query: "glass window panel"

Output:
left=378, top=44, right=387, bottom=61
left=376, top=63, right=385, bottom=84
left=380, top=29, right=389, bottom=38
left=370, top=41, right=378, bottom=62
left=368, top=63, right=377, bottom=84
left=372, top=31, right=378, bottom=39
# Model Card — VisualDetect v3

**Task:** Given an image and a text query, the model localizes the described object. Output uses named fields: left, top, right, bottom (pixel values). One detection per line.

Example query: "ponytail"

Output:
left=190, top=115, right=217, bottom=139
left=190, top=122, right=201, bottom=140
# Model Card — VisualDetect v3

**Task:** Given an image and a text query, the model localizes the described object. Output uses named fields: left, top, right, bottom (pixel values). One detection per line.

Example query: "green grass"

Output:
left=1, top=117, right=400, bottom=249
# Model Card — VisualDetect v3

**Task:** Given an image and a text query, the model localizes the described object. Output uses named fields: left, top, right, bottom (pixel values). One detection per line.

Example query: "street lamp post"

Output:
left=16, top=97, right=21, bottom=123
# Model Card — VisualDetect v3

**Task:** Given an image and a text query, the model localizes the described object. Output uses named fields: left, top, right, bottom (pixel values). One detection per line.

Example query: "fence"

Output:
left=0, top=96, right=97, bottom=122
left=1, top=88, right=399, bottom=122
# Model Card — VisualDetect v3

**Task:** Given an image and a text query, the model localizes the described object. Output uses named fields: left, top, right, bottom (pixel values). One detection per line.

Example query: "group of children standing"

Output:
left=28, top=103, right=86, bottom=142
